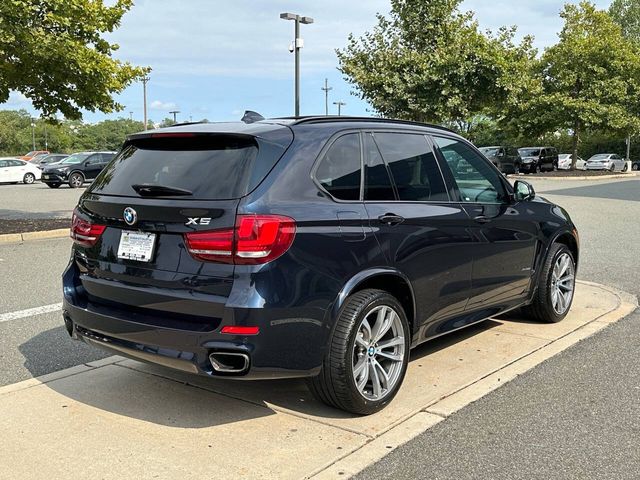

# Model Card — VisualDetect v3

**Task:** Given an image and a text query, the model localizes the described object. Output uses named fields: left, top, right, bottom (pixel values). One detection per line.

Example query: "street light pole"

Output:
left=44, top=123, right=48, bottom=150
left=30, top=119, right=36, bottom=150
left=169, top=110, right=180, bottom=124
left=142, top=76, right=150, bottom=130
left=333, top=101, right=346, bottom=116
left=321, top=78, right=333, bottom=116
left=280, top=12, right=314, bottom=117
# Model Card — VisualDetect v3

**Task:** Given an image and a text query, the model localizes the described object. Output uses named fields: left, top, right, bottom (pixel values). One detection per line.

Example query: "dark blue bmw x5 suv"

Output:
left=62, top=117, right=579, bottom=414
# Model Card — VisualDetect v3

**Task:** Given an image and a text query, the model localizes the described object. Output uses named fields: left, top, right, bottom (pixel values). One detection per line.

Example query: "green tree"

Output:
left=336, top=0, right=536, bottom=124
left=0, top=0, right=149, bottom=119
left=610, top=0, right=640, bottom=41
left=609, top=0, right=640, bottom=160
left=509, top=2, right=640, bottom=169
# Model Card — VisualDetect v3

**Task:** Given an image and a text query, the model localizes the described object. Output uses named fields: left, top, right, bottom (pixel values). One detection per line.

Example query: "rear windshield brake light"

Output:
left=184, top=214, right=295, bottom=265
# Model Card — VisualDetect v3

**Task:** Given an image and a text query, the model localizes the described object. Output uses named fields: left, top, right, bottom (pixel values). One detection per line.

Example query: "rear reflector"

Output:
left=185, top=214, right=295, bottom=265
left=70, top=208, right=106, bottom=247
left=220, top=326, right=260, bottom=335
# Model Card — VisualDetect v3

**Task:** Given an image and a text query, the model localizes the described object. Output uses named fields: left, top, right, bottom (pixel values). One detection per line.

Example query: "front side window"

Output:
left=315, top=133, right=361, bottom=201
left=434, top=136, right=508, bottom=204
left=373, top=133, right=448, bottom=202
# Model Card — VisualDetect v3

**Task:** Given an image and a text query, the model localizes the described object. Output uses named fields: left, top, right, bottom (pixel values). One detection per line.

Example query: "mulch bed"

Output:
left=0, top=218, right=71, bottom=235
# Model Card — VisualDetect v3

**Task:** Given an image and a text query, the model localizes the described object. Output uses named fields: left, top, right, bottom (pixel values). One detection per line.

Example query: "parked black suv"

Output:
left=518, top=147, right=558, bottom=173
left=62, top=118, right=579, bottom=414
left=42, top=151, right=116, bottom=188
left=479, top=146, right=522, bottom=174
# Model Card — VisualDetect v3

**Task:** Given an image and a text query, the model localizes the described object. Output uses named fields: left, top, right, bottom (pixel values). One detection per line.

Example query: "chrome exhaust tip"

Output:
left=209, top=352, right=250, bottom=374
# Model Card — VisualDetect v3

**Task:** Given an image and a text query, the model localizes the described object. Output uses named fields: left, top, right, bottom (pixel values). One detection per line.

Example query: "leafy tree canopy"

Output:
left=609, top=0, right=640, bottom=42
left=506, top=2, right=640, bottom=166
left=336, top=0, right=536, bottom=123
left=0, top=0, right=149, bottom=119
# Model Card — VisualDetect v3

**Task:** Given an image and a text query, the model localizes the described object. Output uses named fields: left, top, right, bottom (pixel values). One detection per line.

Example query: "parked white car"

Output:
left=557, top=154, right=586, bottom=170
left=0, top=157, right=42, bottom=184
left=585, top=153, right=626, bottom=172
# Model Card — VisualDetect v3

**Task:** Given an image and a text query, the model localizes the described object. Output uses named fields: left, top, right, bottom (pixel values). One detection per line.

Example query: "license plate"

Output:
left=117, top=230, right=156, bottom=262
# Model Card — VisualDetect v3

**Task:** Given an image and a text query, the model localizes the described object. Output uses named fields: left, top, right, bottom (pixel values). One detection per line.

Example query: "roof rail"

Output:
left=273, top=116, right=456, bottom=134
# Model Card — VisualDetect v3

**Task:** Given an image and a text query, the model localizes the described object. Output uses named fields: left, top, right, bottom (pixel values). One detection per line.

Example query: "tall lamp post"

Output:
left=142, top=76, right=150, bottom=130
left=333, top=101, right=346, bottom=116
left=30, top=119, right=36, bottom=150
left=169, top=110, right=180, bottom=124
left=280, top=12, right=314, bottom=117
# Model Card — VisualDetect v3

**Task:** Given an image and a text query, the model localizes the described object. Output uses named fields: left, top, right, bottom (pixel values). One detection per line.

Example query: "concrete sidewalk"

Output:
left=0, top=281, right=635, bottom=480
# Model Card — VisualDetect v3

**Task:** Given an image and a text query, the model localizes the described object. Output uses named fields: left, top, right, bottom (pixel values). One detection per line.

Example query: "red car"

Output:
left=20, top=150, right=49, bottom=161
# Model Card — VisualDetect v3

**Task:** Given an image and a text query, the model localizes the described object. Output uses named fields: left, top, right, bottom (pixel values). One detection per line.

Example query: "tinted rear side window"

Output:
left=363, top=133, right=395, bottom=201
left=315, top=133, right=361, bottom=201
left=90, top=135, right=266, bottom=200
left=373, top=133, right=448, bottom=202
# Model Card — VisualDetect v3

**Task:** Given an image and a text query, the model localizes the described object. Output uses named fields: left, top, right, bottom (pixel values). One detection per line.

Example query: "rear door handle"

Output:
left=474, top=215, right=491, bottom=224
left=378, top=213, right=405, bottom=226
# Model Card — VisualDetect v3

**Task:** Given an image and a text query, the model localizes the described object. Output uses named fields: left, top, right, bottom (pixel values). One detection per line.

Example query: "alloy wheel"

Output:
left=24, top=173, right=35, bottom=184
left=70, top=174, right=83, bottom=188
left=550, top=253, right=575, bottom=315
left=352, top=305, right=406, bottom=401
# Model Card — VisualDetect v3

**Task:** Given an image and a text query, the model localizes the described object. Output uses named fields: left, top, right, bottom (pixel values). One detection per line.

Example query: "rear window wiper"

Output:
left=131, top=184, right=193, bottom=196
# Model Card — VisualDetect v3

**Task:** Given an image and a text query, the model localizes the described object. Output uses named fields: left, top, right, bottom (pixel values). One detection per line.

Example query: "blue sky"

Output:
left=3, top=0, right=611, bottom=124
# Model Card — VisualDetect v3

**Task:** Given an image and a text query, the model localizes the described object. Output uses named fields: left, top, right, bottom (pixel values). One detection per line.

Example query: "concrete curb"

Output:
left=0, top=228, right=69, bottom=245
left=506, top=172, right=638, bottom=181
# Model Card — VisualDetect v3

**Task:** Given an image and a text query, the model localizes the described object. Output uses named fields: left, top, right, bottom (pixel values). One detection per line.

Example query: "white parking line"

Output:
left=0, top=303, right=62, bottom=323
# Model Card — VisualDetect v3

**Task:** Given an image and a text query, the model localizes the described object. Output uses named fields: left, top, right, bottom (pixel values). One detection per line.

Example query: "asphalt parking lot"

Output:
left=0, top=175, right=638, bottom=478
left=0, top=182, right=84, bottom=220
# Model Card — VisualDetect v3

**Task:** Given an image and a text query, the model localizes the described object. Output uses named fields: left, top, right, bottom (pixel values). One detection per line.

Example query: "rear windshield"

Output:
left=89, top=134, right=274, bottom=200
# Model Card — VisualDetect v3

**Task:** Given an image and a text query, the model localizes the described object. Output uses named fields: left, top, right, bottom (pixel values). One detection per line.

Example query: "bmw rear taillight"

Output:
left=184, top=214, right=296, bottom=265
left=70, top=208, right=106, bottom=247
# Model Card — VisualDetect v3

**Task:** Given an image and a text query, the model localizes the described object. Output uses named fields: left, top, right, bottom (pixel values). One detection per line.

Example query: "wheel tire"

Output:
left=523, top=243, right=576, bottom=324
left=609, top=164, right=615, bottom=172
left=514, top=164, right=520, bottom=175
left=23, top=173, right=36, bottom=184
left=46, top=183, right=61, bottom=189
left=535, top=164, right=541, bottom=174
left=68, top=172, right=84, bottom=188
left=622, top=163, right=628, bottom=173
left=633, top=163, right=639, bottom=171
left=306, top=289, right=410, bottom=415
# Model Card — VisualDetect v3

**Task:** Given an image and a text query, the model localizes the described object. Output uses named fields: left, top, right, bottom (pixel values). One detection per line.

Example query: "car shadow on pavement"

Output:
left=19, top=320, right=503, bottom=427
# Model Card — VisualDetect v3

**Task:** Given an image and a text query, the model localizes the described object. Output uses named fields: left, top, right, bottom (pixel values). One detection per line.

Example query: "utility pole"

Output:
left=30, top=119, right=36, bottom=150
left=129, top=111, right=133, bottom=121
left=280, top=12, right=314, bottom=116
left=44, top=123, right=48, bottom=150
left=142, top=76, right=150, bottom=130
left=321, top=78, right=333, bottom=116
left=169, top=110, right=180, bottom=124
left=333, top=101, right=346, bottom=116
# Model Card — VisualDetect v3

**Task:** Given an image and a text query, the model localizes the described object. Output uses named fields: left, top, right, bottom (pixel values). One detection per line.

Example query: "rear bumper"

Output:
left=62, top=262, right=327, bottom=380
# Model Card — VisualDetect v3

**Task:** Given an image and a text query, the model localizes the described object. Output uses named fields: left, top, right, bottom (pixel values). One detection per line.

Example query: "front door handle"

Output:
left=379, top=213, right=405, bottom=226
left=474, top=215, right=491, bottom=224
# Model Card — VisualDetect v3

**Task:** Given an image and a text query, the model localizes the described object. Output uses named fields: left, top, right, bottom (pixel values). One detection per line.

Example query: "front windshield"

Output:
left=589, top=154, right=610, bottom=160
left=479, top=148, right=500, bottom=156
left=519, top=148, right=540, bottom=157
left=60, top=153, right=90, bottom=165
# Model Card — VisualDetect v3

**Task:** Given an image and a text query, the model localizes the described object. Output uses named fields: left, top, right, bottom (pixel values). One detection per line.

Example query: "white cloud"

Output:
left=5, top=91, right=31, bottom=106
left=150, top=100, right=178, bottom=111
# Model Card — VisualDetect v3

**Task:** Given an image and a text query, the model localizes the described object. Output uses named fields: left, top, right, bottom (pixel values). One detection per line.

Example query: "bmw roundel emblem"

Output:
left=123, top=207, right=137, bottom=226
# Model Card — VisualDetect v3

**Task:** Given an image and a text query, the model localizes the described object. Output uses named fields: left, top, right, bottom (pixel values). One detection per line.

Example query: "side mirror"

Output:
left=514, top=180, right=535, bottom=202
